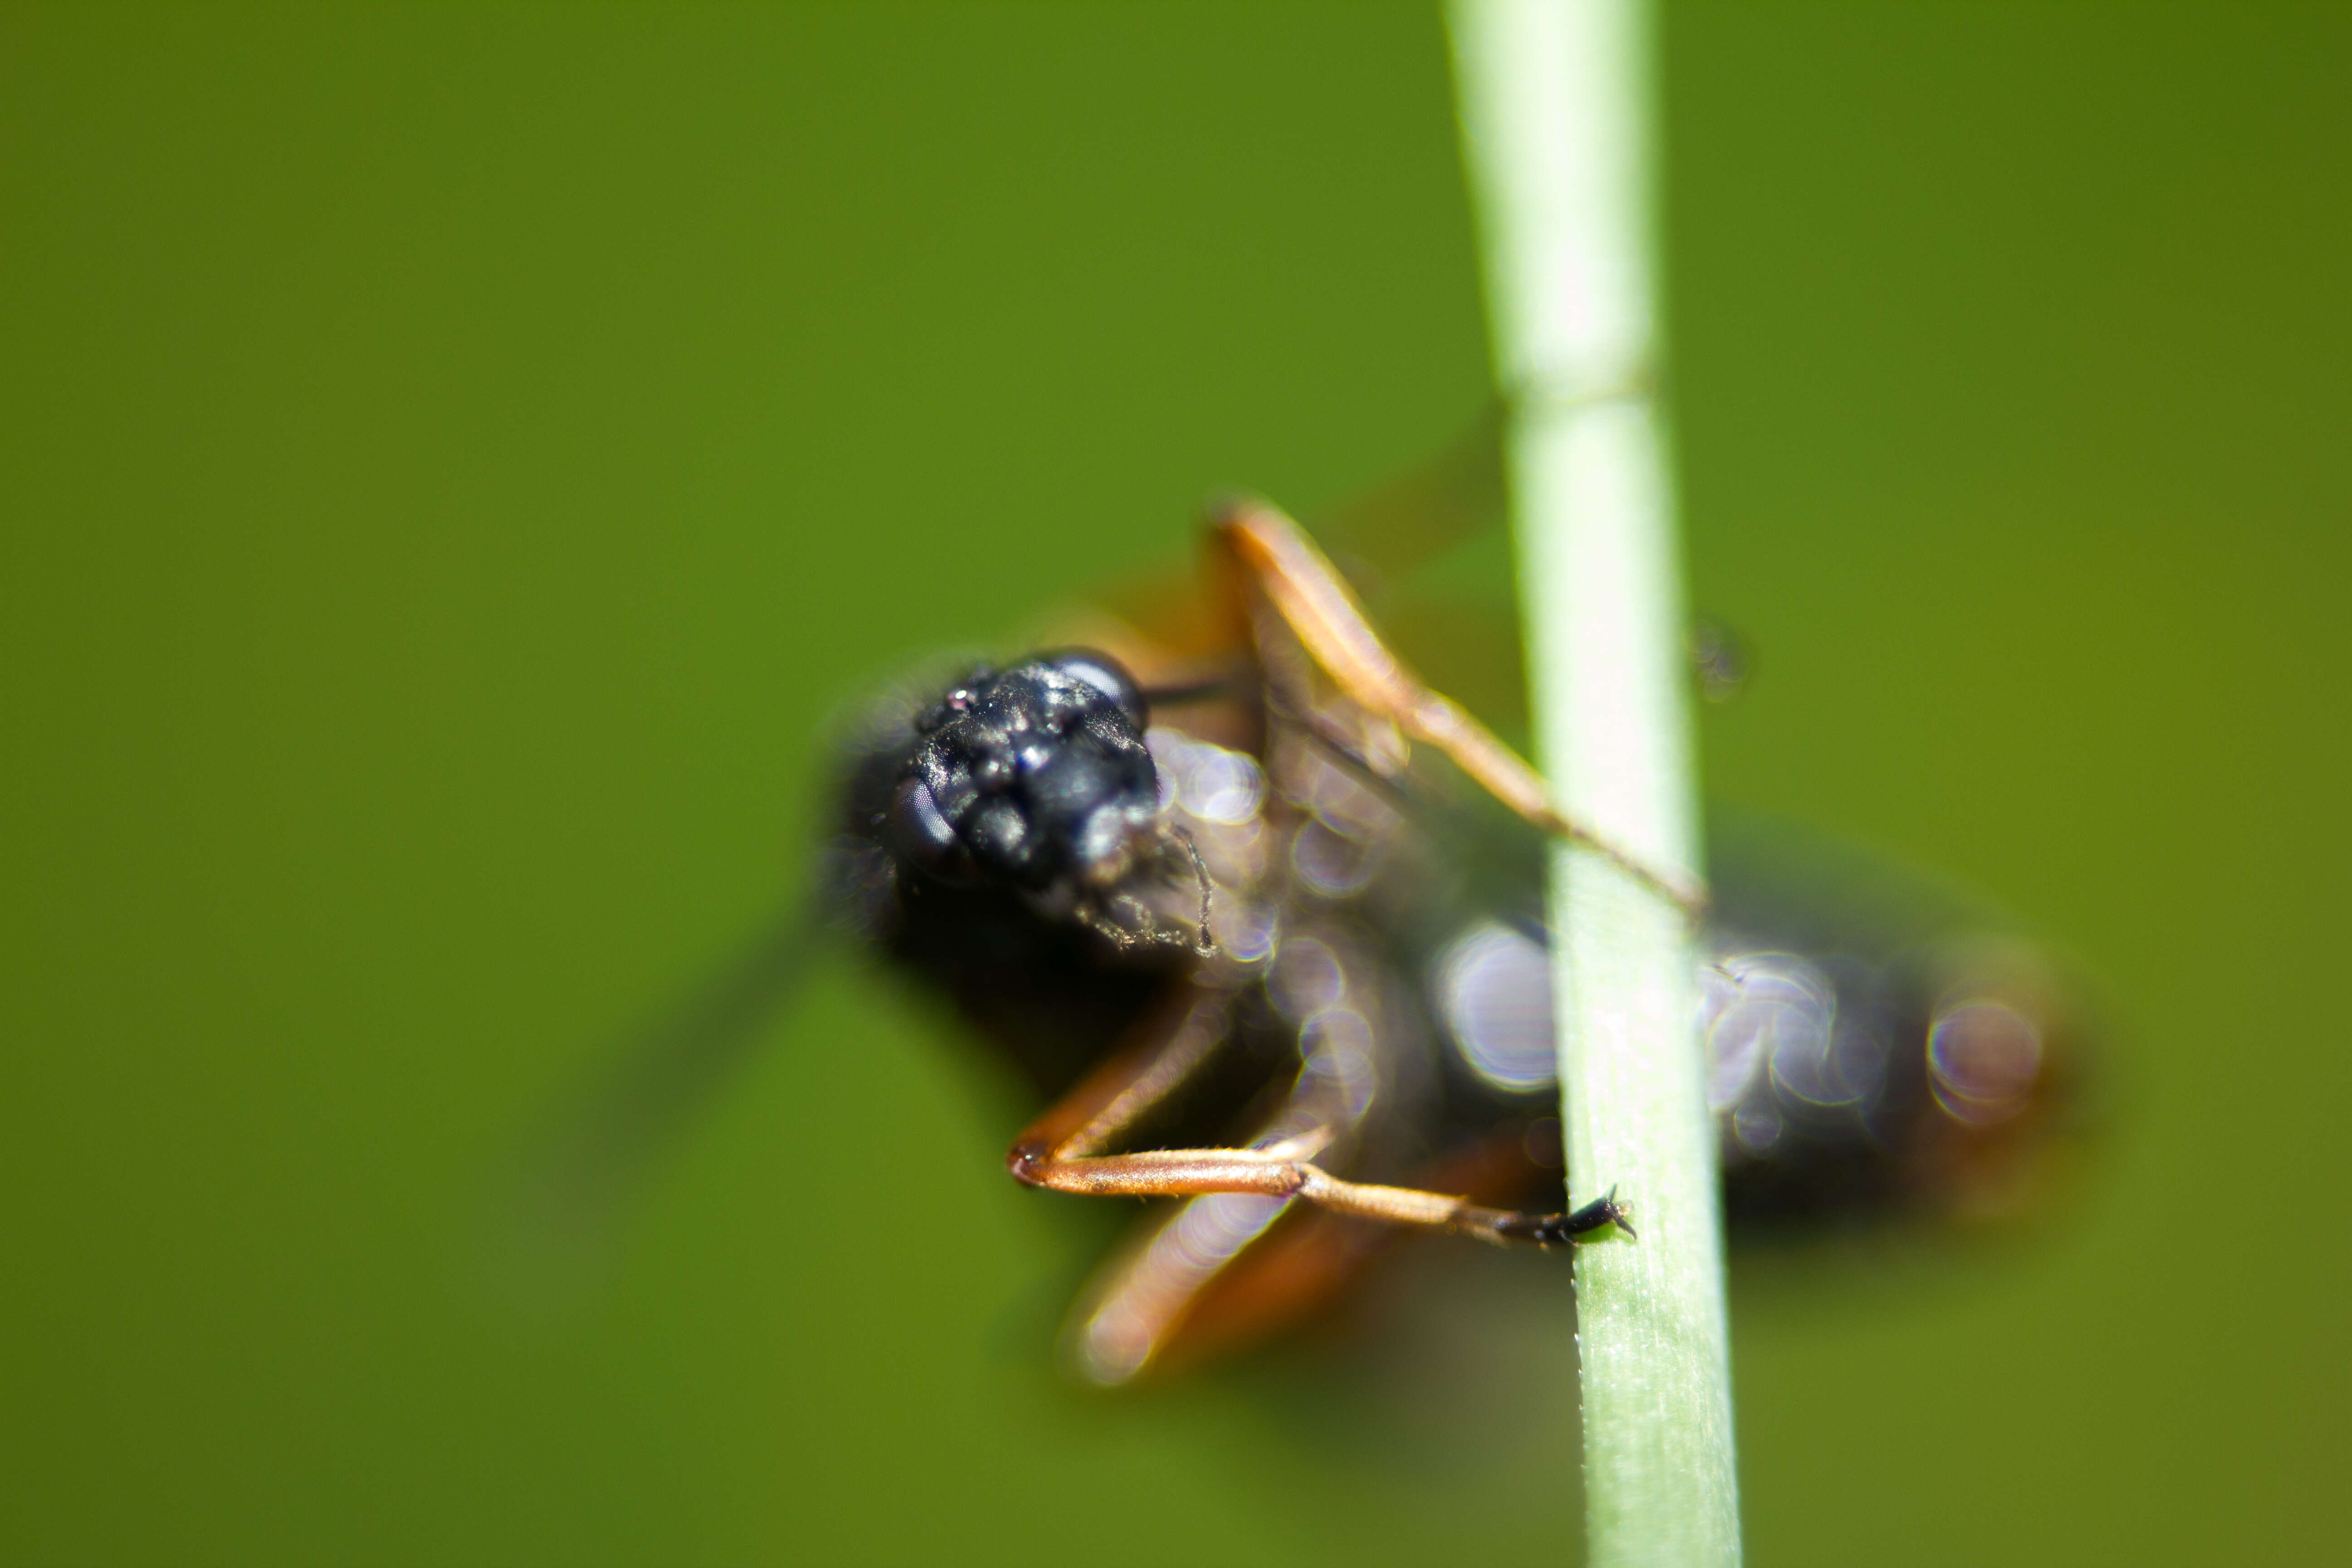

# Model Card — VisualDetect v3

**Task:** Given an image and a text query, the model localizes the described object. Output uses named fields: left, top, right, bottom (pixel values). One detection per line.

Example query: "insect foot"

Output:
left=1496, top=1187, right=1637, bottom=1249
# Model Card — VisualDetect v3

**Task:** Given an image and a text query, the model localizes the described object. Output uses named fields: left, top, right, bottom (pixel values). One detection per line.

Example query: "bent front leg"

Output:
left=1209, top=495, right=1707, bottom=916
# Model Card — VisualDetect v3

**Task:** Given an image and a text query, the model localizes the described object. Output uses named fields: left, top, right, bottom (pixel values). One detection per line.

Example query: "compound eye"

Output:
left=1038, top=648, right=1145, bottom=725
left=886, top=777, right=974, bottom=884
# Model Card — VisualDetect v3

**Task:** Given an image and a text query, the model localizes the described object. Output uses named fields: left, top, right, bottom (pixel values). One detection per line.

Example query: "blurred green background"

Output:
left=5, top=3, right=2347, bottom=1563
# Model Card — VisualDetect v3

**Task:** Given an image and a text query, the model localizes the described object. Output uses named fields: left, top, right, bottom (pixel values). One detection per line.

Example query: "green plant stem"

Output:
left=1447, top=3, right=1741, bottom=1563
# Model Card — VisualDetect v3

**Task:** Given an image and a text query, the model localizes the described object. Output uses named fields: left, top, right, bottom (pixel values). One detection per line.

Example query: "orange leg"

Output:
left=1209, top=495, right=1709, bottom=916
left=1063, top=1124, right=1600, bottom=1385
left=1014, top=1139, right=1630, bottom=1247
left=1005, top=978, right=1631, bottom=1248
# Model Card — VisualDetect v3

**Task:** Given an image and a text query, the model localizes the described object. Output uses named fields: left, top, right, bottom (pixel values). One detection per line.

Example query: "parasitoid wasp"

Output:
left=815, top=490, right=2089, bottom=1386
left=524, top=424, right=2091, bottom=1388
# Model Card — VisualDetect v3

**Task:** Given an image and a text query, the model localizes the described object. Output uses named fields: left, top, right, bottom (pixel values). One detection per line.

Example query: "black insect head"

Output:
left=885, top=651, right=1162, bottom=898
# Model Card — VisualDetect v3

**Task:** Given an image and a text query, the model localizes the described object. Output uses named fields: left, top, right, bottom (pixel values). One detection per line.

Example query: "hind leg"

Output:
left=1060, top=1130, right=1626, bottom=1385
left=1007, top=980, right=1631, bottom=1247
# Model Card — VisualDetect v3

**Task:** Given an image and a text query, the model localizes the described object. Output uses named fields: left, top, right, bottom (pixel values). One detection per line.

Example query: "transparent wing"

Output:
left=495, top=900, right=825, bottom=1264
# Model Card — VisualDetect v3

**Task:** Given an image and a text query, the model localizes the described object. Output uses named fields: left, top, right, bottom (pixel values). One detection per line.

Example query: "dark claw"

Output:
left=1572, top=1185, right=1635, bottom=1241
left=1497, top=1186, right=1636, bottom=1250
